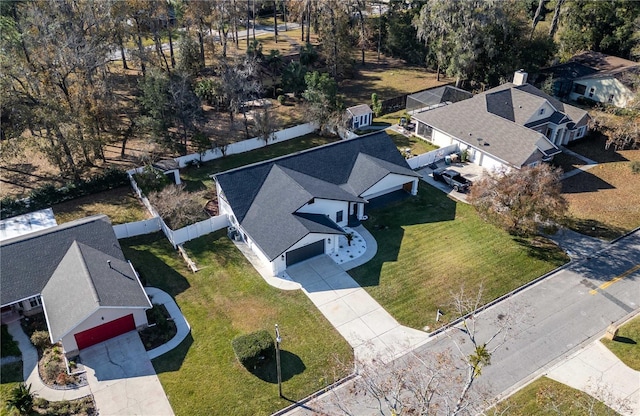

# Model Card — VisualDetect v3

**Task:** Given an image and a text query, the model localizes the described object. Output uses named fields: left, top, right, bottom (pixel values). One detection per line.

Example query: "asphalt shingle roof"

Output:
left=413, top=82, right=590, bottom=168
left=347, top=104, right=372, bottom=117
left=0, top=215, right=126, bottom=306
left=41, top=241, right=150, bottom=341
left=215, top=132, right=418, bottom=260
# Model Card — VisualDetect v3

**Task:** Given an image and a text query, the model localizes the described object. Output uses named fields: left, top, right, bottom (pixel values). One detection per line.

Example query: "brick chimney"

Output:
left=513, top=70, right=528, bottom=86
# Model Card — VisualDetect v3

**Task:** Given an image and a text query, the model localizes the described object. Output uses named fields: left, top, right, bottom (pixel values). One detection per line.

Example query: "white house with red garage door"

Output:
left=0, top=215, right=151, bottom=357
left=214, top=131, right=420, bottom=276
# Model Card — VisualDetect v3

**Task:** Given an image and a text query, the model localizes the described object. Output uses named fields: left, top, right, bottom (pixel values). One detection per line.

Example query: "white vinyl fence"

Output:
left=174, top=122, right=317, bottom=168
left=407, top=144, right=459, bottom=169
left=113, top=218, right=161, bottom=239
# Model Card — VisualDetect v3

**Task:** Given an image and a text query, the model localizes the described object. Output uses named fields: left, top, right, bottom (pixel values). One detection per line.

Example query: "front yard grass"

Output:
left=1, top=325, right=20, bottom=358
left=350, top=182, right=569, bottom=330
left=52, top=186, right=149, bottom=225
left=121, top=232, right=353, bottom=416
left=601, top=316, right=640, bottom=371
left=562, top=135, right=640, bottom=239
left=0, top=362, right=23, bottom=416
left=493, top=376, right=618, bottom=415
left=180, top=133, right=340, bottom=192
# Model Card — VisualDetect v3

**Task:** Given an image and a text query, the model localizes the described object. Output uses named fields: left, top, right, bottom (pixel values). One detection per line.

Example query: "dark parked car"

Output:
left=432, top=168, right=472, bottom=192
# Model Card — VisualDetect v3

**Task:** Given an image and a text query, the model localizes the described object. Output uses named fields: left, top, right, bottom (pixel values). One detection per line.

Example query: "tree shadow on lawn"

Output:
left=352, top=185, right=457, bottom=287
left=120, top=233, right=191, bottom=297
left=248, top=350, right=305, bottom=384
left=561, top=170, right=615, bottom=194
left=566, top=133, right=629, bottom=164
left=512, top=236, right=569, bottom=265
left=181, top=178, right=208, bottom=193
left=0, top=361, right=23, bottom=383
left=152, top=332, right=194, bottom=374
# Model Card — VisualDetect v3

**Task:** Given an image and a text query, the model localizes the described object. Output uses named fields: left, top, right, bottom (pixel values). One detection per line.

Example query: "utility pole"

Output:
left=275, top=324, right=283, bottom=397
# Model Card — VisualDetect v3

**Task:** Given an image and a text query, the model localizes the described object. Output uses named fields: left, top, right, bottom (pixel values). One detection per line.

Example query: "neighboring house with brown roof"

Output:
left=412, top=71, right=589, bottom=171
left=0, top=215, right=151, bottom=357
left=539, top=51, right=639, bottom=108
left=214, top=132, right=420, bottom=276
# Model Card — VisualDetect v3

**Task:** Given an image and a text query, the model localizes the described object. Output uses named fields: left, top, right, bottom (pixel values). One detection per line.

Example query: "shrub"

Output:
left=232, top=330, right=275, bottom=370
left=277, top=94, right=286, bottom=105
left=631, top=161, right=640, bottom=174
left=134, top=165, right=171, bottom=195
left=5, top=383, right=35, bottom=415
left=30, top=330, right=51, bottom=350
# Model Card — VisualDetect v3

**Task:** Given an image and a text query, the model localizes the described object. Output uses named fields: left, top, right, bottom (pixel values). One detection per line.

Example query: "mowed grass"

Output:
left=51, top=186, right=149, bottom=225
left=340, top=51, right=451, bottom=106
left=601, top=316, right=640, bottom=371
left=386, top=130, right=439, bottom=156
left=350, top=183, right=568, bottom=330
left=0, top=362, right=23, bottom=416
left=493, top=376, right=618, bottom=415
left=121, top=232, right=353, bottom=416
left=562, top=135, right=640, bottom=239
left=180, top=133, right=340, bottom=191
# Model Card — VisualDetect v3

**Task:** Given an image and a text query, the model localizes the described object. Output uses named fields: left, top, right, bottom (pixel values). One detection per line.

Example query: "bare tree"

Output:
left=254, top=106, right=278, bottom=146
left=148, top=184, right=207, bottom=229
left=325, top=285, right=519, bottom=415
left=548, top=0, right=565, bottom=38
left=468, top=164, right=567, bottom=236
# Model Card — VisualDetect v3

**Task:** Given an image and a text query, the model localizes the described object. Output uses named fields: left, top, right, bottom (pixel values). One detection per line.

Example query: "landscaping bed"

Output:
left=139, top=304, right=177, bottom=351
left=120, top=232, right=353, bottom=416
left=349, top=182, right=569, bottom=330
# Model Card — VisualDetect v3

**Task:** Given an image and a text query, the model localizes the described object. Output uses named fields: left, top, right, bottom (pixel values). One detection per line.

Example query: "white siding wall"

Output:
left=361, top=174, right=416, bottom=199
left=525, top=102, right=556, bottom=124
left=569, top=78, right=634, bottom=108
left=432, top=129, right=454, bottom=148
left=478, top=152, right=505, bottom=171
left=60, top=308, right=148, bottom=356
left=297, top=199, right=349, bottom=227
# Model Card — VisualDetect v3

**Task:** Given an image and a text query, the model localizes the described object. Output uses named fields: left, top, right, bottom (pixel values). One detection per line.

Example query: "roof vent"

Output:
left=107, top=260, right=112, bottom=269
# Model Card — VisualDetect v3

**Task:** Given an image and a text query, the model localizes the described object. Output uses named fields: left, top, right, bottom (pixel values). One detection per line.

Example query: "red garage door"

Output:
left=74, top=314, right=135, bottom=350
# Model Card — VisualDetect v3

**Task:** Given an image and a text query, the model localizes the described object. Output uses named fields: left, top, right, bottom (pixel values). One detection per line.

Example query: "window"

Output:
left=588, top=87, right=595, bottom=98
left=608, top=94, right=615, bottom=103
left=336, top=210, right=343, bottom=223
left=417, top=122, right=433, bottom=139
left=577, top=126, right=586, bottom=138
left=573, top=83, right=587, bottom=95
left=28, top=296, right=41, bottom=308
left=539, top=108, right=545, bottom=115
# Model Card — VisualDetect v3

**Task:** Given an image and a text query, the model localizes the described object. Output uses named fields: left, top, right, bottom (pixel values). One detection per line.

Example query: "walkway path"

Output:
left=145, top=287, right=191, bottom=359
left=286, top=255, right=429, bottom=364
left=545, top=227, right=610, bottom=261
left=561, top=145, right=599, bottom=180
left=547, top=340, right=639, bottom=416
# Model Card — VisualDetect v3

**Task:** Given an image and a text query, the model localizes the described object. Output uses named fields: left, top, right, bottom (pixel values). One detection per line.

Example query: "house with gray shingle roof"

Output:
left=538, top=51, right=639, bottom=108
left=0, top=215, right=151, bottom=357
left=214, top=132, right=420, bottom=275
left=412, top=71, right=589, bottom=171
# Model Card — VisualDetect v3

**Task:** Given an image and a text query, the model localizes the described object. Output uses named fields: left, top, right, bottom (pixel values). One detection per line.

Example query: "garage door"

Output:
left=74, top=314, right=135, bottom=350
left=286, top=240, right=325, bottom=266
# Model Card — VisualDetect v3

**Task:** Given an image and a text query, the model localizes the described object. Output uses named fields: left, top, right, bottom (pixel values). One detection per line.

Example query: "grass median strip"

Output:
left=121, top=232, right=353, bottom=416
left=601, top=316, right=640, bottom=371
left=349, top=182, right=568, bottom=330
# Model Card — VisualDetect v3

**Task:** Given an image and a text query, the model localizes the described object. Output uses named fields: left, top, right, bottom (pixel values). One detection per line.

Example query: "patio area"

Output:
left=330, top=226, right=367, bottom=265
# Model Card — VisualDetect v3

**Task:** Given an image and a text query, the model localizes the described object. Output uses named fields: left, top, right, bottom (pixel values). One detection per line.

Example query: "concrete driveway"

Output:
left=417, top=161, right=486, bottom=203
left=80, top=331, right=174, bottom=415
left=286, top=255, right=428, bottom=363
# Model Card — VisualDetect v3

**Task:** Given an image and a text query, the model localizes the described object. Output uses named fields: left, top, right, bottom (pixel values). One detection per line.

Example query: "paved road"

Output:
left=284, top=230, right=640, bottom=415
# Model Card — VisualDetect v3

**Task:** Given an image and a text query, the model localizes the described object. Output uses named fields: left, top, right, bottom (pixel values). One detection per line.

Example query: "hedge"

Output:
left=0, top=167, right=129, bottom=220
left=232, top=329, right=275, bottom=370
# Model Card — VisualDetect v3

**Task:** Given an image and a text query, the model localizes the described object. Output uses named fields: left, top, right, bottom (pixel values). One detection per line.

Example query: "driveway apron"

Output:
left=286, top=255, right=428, bottom=363
left=80, top=331, right=174, bottom=415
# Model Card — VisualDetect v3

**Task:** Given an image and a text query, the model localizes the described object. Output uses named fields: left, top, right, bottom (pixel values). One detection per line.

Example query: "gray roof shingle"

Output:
left=0, top=215, right=126, bottom=306
left=41, top=241, right=150, bottom=341
left=215, top=132, right=418, bottom=260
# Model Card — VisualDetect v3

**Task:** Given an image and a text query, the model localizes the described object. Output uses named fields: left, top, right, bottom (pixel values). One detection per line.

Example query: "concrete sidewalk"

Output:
left=545, top=227, right=609, bottom=260
left=145, top=287, right=191, bottom=360
left=286, top=255, right=429, bottom=364
left=547, top=340, right=640, bottom=415
left=560, top=146, right=599, bottom=180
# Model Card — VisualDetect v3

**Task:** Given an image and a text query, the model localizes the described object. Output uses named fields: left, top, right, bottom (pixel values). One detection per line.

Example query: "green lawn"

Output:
left=1, top=325, right=20, bottom=358
left=0, top=362, right=23, bottom=416
left=493, top=376, right=619, bottom=415
left=180, top=133, right=340, bottom=192
left=601, top=316, right=640, bottom=371
left=121, top=232, right=353, bottom=416
left=350, top=182, right=569, bottom=330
